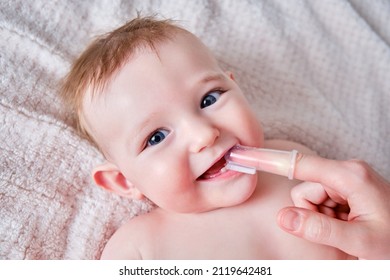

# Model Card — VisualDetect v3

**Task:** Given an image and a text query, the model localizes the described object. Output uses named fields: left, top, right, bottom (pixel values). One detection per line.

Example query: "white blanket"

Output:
left=1, top=0, right=389, bottom=259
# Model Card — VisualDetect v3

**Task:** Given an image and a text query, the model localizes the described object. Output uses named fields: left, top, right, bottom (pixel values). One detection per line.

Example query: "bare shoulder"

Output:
left=264, top=139, right=316, bottom=155
left=100, top=216, right=151, bottom=260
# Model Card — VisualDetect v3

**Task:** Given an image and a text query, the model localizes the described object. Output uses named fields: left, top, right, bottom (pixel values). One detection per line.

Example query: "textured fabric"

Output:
left=1, top=0, right=389, bottom=259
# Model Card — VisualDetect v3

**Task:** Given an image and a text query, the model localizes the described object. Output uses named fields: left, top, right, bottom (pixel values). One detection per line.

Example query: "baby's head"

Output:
left=61, top=16, right=182, bottom=144
left=61, top=16, right=264, bottom=213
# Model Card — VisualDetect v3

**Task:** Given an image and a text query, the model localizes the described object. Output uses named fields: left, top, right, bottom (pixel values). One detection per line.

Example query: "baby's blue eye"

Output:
left=200, top=91, right=222, bottom=109
left=147, top=129, right=169, bottom=146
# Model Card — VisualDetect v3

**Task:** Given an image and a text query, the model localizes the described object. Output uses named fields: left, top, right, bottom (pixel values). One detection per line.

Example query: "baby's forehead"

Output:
left=89, top=32, right=192, bottom=87
left=84, top=29, right=220, bottom=109
left=98, top=33, right=214, bottom=87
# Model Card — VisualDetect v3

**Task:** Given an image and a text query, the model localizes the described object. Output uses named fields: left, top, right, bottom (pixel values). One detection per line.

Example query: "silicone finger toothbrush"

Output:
left=225, top=145, right=298, bottom=180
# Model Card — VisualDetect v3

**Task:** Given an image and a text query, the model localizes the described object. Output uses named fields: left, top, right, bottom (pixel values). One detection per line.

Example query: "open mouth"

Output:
left=197, top=156, right=228, bottom=180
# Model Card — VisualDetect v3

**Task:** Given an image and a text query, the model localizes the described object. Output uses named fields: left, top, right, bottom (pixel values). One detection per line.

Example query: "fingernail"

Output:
left=281, top=210, right=301, bottom=231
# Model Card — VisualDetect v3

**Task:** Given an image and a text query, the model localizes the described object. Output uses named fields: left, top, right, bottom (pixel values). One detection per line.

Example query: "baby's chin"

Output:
left=152, top=172, right=258, bottom=214
left=210, top=172, right=258, bottom=210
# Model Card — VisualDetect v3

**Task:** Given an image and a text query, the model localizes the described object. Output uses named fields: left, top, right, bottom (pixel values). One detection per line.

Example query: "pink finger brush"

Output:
left=224, top=145, right=298, bottom=180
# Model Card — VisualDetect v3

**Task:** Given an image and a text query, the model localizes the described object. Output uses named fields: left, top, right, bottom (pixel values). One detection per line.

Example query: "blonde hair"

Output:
left=60, top=15, right=186, bottom=143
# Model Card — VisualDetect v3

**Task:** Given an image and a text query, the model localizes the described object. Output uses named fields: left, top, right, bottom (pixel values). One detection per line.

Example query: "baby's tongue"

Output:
left=201, top=157, right=226, bottom=178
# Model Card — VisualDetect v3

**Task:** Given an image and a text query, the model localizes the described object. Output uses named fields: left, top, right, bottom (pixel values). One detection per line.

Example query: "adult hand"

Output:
left=277, top=154, right=390, bottom=259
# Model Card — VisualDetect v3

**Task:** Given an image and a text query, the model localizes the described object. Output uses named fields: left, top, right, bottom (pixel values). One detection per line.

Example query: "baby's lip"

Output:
left=196, top=146, right=235, bottom=181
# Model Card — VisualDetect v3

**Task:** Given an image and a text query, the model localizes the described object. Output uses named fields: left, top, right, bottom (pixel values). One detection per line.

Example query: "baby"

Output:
left=61, top=16, right=353, bottom=259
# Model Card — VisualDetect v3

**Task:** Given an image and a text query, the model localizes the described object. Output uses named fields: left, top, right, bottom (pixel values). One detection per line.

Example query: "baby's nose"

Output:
left=187, top=119, right=220, bottom=153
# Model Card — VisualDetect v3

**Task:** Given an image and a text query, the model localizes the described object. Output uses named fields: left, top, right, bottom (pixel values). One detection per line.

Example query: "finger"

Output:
left=318, top=205, right=337, bottom=218
left=293, top=153, right=389, bottom=218
left=291, top=182, right=328, bottom=211
left=291, top=182, right=348, bottom=218
left=292, top=153, right=362, bottom=197
left=322, top=198, right=338, bottom=208
left=278, top=207, right=362, bottom=256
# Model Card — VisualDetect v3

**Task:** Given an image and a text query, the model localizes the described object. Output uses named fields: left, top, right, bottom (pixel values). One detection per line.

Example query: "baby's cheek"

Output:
left=237, top=108, right=264, bottom=146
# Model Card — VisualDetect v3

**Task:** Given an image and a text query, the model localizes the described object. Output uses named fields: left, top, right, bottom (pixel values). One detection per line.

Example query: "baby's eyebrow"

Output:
left=135, top=112, right=159, bottom=137
left=200, top=73, right=225, bottom=84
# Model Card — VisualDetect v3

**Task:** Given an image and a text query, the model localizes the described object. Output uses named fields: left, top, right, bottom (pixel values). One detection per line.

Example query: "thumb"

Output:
left=278, top=207, right=360, bottom=255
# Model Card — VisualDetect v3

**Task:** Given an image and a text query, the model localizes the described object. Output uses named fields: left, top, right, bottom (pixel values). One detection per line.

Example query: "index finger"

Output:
left=292, top=153, right=363, bottom=197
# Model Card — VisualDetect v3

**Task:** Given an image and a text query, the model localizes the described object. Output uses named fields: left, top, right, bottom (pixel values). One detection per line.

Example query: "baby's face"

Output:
left=83, top=32, right=264, bottom=213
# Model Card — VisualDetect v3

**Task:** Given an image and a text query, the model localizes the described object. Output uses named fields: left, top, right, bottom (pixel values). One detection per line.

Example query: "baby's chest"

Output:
left=144, top=211, right=283, bottom=259
left=146, top=214, right=345, bottom=260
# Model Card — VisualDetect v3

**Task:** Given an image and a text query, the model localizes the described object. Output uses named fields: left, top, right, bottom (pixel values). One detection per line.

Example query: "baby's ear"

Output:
left=92, top=161, right=144, bottom=200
